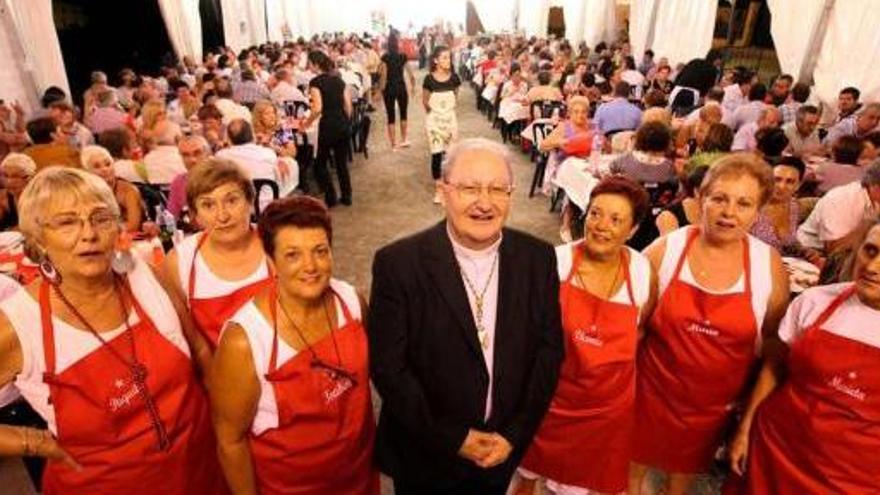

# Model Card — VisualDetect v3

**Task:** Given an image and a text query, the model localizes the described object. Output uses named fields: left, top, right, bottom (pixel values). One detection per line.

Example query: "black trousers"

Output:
left=431, top=152, right=444, bottom=180
left=383, top=89, right=408, bottom=124
left=394, top=476, right=508, bottom=495
left=314, top=134, right=351, bottom=206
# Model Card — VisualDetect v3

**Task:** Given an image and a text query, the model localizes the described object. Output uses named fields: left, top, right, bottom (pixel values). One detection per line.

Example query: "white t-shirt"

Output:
left=0, top=258, right=190, bottom=434
left=779, top=282, right=880, bottom=348
left=175, top=232, right=269, bottom=299
left=555, top=242, right=652, bottom=321
left=223, top=278, right=361, bottom=435
left=143, top=145, right=187, bottom=185
left=796, top=181, right=874, bottom=249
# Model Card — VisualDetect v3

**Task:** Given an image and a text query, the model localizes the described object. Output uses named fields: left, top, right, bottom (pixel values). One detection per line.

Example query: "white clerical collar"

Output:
left=446, top=223, right=503, bottom=260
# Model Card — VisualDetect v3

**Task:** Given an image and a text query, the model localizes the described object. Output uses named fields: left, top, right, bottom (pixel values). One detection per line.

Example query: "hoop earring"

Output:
left=39, top=257, right=62, bottom=286
left=111, top=249, right=135, bottom=275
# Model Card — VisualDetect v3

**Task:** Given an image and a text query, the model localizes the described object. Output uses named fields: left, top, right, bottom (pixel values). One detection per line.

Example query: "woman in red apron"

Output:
left=725, top=222, right=880, bottom=494
left=631, top=155, right=790, bottom=495
left=211, top=196, right=379, bottom=495
left=164, top=158, right=272, bottom=349
left=0, top=167, right=225, bottom=493
left=514, top=177, right=655, bottom=495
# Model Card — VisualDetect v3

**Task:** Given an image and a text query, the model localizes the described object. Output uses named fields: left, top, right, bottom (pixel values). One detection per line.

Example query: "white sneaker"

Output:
left=399, top=140, right=412, bottom=148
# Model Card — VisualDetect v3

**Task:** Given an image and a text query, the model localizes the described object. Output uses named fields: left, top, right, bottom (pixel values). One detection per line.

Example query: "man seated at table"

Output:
left=779, top=82, right=810, bottom=124
left=783, top=105, right=822, bottom=157
left=823, top=102, right=880, bottom=147
left=797, top=161, right=880, bottom=254
left=22, top=117, right=80, bottom=170
left=833, top=86, right=862, bottom=124
left=594, top=82, right=642, bottom=135
left=526, top=71, right=563, bottom=104
left=816, top=135, right=867, bottom=194
left=728, top=82, right=768, bottom=130
left=732, top=106, right=781, bottom=152
left=216, top=118, right=296, bottom=210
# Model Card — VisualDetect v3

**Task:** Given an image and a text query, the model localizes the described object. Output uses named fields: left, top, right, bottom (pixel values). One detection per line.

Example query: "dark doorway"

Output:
left=54, top=0, right=176, bottom=106
left=200, top=0, right=226, bottom=55
left=547, top=7, right=565, bottom=39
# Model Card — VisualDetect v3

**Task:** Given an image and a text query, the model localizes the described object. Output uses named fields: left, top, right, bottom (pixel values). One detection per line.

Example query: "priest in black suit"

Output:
left=368, top=138, right=563, bottom=495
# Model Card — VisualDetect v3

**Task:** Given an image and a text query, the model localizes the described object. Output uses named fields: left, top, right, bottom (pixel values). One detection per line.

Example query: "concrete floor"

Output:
left=328, top=79, right=560, bottom=295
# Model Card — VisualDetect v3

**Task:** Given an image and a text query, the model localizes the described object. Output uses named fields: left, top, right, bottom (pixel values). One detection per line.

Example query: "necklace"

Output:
left=574, top=249, right=624, bottom=339
left=458, top=252, right=499, bottom=350
left=52, top=278, right=170, bottom=452
left=274, top=291, right=357, bottom=385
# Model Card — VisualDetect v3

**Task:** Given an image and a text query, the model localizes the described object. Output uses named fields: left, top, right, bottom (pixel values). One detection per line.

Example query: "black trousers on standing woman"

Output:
left=314, top=132, right=351, bottom=207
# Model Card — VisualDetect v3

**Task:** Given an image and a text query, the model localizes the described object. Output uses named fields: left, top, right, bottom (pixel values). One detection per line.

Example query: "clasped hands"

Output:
left=457, top=428, right=512, bottom=469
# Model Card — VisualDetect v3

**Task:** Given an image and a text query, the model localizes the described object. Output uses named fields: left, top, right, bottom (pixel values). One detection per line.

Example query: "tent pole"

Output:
left=643, top=0, right=662, bottom=57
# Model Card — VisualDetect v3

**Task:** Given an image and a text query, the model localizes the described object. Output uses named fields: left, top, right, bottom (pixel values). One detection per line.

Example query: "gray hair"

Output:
left=863, top=160, right=880, bottom=188
left=0, top=153, right=37, bottom=176
left=441, top=137, right=515, bottom=184
left=860, top=102, right=880, bottom=116
left=18, top=166, right=120, bottom=248
left=178, top=134, right=211, bottom=153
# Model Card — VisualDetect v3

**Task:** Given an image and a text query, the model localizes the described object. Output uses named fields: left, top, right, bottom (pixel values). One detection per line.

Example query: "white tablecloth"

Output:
left=551, top=154, right=620, bottom=210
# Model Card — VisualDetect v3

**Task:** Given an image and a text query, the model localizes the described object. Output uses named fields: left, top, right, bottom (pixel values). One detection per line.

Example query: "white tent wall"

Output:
left=0, top=1, right=39, bottom=113
left=628, top=0, right=657, bottom=62
left=472, top=0, right=516, bottom=33
left=517, top=0, right=550, bottom=37
left=266, top=0, right=304, bottom=42
left=221, top=0, right=268, bottom=51
left=2, top=0, right=70, bottom=109
left=648, top=0, right=717, bottom=66
left=767, top=0, right=825, bottom=82
left=812, top=0, right=880, bottom=114
left=580, top=0, right=616, bottom=48
left=157, top=0, right=203, bottom=62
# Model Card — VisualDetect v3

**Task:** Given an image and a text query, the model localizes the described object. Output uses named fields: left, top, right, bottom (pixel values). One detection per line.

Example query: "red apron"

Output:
left=633, top=228, right=759, bottom=473
left=731, top=285, right=880, bottom=494
left=188, top=233, right=272, bottom=348
left=248, top=286, right=380, bottom=495
left=38, top=280, right=226, bottom=495
left=521, top=246, right=639, bottom=492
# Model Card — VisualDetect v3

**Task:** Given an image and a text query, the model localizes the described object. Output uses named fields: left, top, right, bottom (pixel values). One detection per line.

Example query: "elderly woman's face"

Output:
left=569, top=103, right=589, bottom=128
left=2, top=168, right=32, bottom=197
left=583, top=193, right=635, bottom=259
left=87, top=157, right=115, bottom=184
left=854, top=225, right=880, bottom=308
left=270, top=226, right=332, bottom=302
left=193, top=182, right=252, bottom=243
left=40, top=197, right=119, bottom=281
left=700, top=174, right=763, bottom=244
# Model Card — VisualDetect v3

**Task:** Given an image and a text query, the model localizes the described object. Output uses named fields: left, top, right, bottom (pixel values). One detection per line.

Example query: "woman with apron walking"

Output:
left=422, top=45, right=460, bottom=203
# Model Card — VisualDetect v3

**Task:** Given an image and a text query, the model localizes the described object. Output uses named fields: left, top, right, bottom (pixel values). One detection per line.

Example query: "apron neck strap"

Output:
left=571, top=244, right=637, bottom=306
left=187, top=232, right=209, bottom=301
left=809, top=284, right=858, bottom=331
left=39, top=281, right=57, bottom=379
left=674, top=227, right=752, bottom=295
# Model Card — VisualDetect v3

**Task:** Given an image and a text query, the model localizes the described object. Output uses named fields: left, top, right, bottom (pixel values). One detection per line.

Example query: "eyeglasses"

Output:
left=445, top=181, right=514, bottom=202
left=42, top=210, right=119, bottom=236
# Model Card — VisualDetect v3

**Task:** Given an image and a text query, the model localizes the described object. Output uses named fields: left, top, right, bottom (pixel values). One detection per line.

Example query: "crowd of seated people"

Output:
left=0, top=32, right=385, bottom=236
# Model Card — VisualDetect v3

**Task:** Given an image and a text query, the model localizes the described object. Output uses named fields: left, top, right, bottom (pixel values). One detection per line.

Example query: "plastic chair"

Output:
left=529, top=122, right=554, bottom=198
left=252, top=179, right=280, bottom=219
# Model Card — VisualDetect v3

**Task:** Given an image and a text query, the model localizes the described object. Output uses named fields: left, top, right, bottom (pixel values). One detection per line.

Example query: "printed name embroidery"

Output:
left=109, top=378, right=141, bottom=412
left=574, top=326, right=603, bottom=347
left=827, top=373, right=866, bottom=401
left=685, top=319, right=720, bottom=337
left=324, top=378, right=354, bottom=404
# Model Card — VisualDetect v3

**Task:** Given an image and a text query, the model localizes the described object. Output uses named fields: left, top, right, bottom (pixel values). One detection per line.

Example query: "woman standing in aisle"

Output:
left=629, top=154, right=790, bottom=495
left=515, top=176, right=656, bottom=495
left=380, top=32, right=416, bottom=149
left=422, top=45, right=461, bottom=202
left=0, top=167, right=224, bottom=493
left=725, top=221, right=880, bottom=494
left=301, top=50, right=353, bottom=207
left=211, top=196, right=379, bottom=494
left=164, top=159, right=272, bottom=349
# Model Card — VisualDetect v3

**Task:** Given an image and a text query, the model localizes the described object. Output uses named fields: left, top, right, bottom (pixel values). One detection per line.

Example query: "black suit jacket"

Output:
left=368, top=222, right=563, bottom=488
